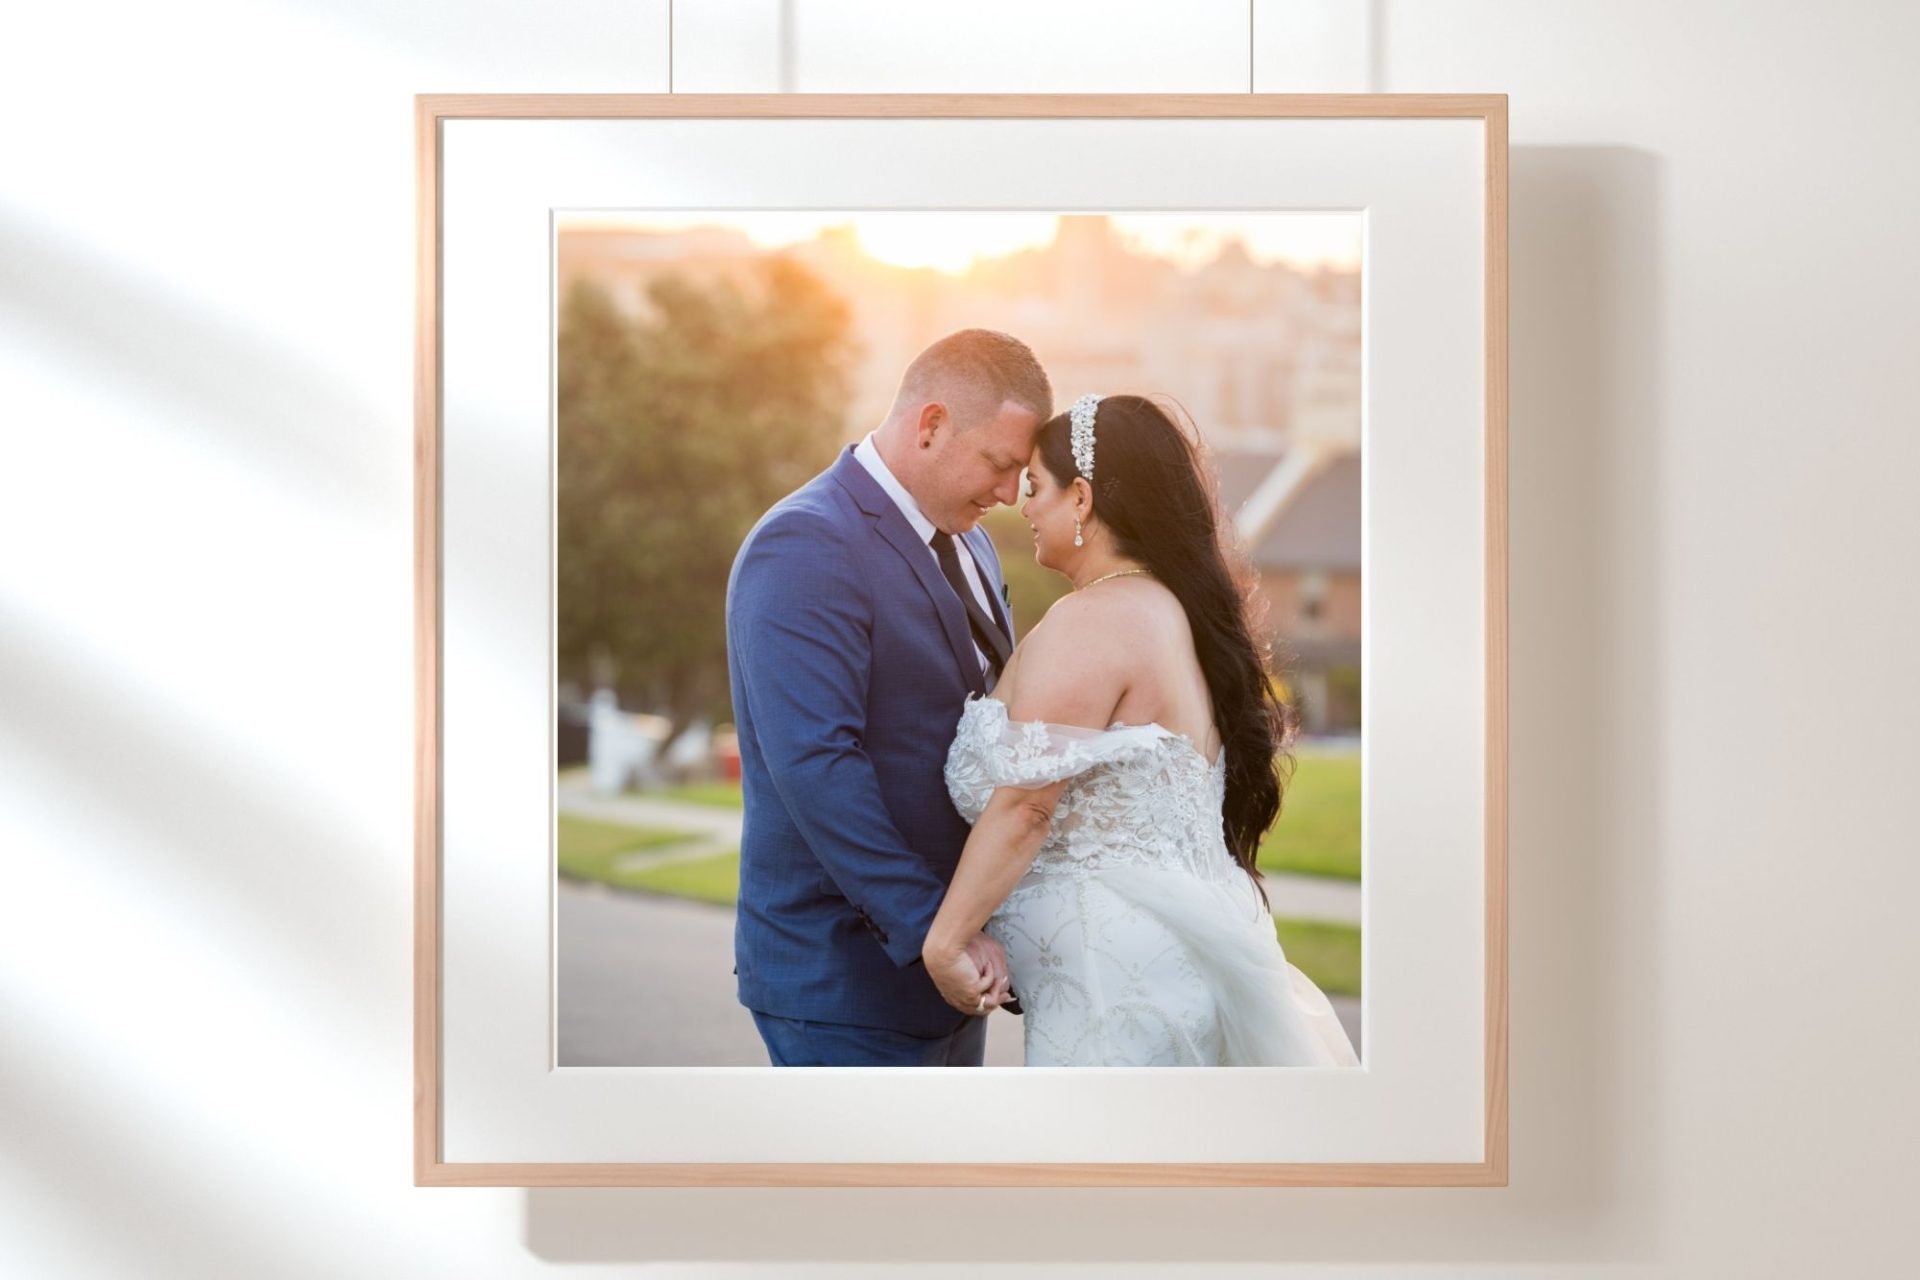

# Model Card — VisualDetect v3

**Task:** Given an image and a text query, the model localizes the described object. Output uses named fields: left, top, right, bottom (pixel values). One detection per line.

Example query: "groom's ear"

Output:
left=915, top=400, right=949, bottom=447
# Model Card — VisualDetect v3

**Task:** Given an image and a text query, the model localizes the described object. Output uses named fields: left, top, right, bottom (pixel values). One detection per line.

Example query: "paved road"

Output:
left=560, top=783, right=1363, bottom=926
left=558, top=877, right=1026, bottom=1065
left=558, top=878, right=1359, bottom=1067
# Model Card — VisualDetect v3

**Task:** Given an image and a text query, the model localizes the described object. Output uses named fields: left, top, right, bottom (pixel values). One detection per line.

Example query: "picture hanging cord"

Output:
left=662, top=1, right=1262, bottom=95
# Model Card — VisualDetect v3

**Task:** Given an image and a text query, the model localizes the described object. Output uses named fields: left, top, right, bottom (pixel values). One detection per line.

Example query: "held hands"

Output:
left=924, top=931, right=1014, bottom=1016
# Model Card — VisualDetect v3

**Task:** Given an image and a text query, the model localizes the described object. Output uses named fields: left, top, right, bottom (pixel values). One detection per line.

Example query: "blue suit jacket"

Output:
left=726, top=445, right=1014, bottom=1036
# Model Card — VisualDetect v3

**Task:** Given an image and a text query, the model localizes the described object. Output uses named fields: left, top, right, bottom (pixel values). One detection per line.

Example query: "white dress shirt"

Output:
left=853, top=432, right=1001, bottom=676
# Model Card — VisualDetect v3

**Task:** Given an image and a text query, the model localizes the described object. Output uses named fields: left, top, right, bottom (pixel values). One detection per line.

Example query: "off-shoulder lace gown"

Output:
left=944, top=694, right=1360, bottom=1067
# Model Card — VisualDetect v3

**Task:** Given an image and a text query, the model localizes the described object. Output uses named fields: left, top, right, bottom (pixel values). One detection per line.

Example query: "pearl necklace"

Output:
left=1078, top=567, right=1152, bottom=591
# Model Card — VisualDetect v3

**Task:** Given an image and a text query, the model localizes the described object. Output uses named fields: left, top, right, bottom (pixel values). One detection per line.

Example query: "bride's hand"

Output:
left=925, top=932, right=1009, bottom=1016
left=964, top=933, right=1013, bottom=1008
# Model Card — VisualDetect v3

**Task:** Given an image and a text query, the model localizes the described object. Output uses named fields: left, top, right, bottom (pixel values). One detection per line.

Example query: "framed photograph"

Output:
left=416, top=94, right=1507, bottom=1187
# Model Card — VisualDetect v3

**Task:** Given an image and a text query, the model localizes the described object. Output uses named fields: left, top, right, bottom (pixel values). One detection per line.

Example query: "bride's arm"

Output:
left=922, top=594, right=1129, bottom=994
left=924, top=776, right=1073, bottom=967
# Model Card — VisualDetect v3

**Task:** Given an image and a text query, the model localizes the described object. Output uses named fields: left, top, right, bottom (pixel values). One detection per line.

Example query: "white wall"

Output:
left=3, top=2, right=1915, bottom=1275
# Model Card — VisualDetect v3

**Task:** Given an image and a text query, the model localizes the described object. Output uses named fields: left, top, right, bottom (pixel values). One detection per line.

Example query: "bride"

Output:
left=924, top=394, right=1360, bottom=1068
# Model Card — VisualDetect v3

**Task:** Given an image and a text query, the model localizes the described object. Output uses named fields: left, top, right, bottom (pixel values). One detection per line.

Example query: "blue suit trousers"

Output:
left=750, top=1010, right=989, bottom=1067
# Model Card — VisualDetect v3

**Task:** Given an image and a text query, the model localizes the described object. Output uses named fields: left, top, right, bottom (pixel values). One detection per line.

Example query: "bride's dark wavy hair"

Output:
left=1034, top=394, right=1298, bottom=906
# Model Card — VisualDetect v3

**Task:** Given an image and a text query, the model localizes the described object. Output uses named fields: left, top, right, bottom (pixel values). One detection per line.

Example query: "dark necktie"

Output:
left=929, top=530, right=1012, bottom=678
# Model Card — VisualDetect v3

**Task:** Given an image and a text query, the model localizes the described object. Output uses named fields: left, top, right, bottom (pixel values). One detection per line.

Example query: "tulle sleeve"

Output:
left=964, top=698, right=1168, bottom=790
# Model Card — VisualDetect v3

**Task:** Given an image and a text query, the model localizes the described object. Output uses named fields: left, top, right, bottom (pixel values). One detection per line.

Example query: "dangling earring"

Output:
left=1073, top=514, right=1084, bottom=548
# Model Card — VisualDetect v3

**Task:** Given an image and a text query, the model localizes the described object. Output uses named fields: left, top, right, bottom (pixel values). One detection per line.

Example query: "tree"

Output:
left=557, top=258, right=856, bottom=731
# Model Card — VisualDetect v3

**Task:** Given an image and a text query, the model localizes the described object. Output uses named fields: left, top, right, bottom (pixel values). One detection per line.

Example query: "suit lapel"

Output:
left=830, top=448, right=985, bottom=696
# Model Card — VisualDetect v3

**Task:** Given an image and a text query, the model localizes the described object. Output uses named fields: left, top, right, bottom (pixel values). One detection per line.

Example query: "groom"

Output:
left=725, top=329, right=1053, bottom=1067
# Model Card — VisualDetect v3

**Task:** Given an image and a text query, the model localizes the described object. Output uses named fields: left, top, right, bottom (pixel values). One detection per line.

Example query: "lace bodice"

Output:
left=943, top=694, right=1243, bottom=888
left=940, top=693, right=1360, bottom=1068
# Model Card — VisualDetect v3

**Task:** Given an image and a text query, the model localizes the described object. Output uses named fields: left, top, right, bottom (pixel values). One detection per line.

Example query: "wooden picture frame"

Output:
left=416, top=93, right=1506, bottom=1187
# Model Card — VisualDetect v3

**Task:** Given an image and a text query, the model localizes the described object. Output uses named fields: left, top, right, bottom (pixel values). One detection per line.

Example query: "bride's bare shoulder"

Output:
left=1050, top=577, right=1183, bottom=636
left=1012, top=583, right=1151, bottom=683
left=1033, top=586, right=1121, bottom=641
left=992, top=592, right=1111, bottom=713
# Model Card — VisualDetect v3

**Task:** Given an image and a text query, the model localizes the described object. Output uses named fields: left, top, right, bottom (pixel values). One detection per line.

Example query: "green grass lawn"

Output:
left=643, top=754, right=1359, bottom=881
left=623, top=753, right=1360, bottom=883
left=618, top=849, right=745, bottom=906
left=658, top=780, right=747, bottom=809
left=1257, top=748, right=1361, bottom=881
left=611, top=848, right=1361, bottom=996
left=1274, top=919, right=1362, bottom=996
left=555, top=814, right=704, bottom=892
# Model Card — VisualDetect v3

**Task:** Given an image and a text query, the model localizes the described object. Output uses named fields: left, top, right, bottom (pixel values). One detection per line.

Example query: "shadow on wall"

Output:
left=520, top=147, right=1671, bottom=1265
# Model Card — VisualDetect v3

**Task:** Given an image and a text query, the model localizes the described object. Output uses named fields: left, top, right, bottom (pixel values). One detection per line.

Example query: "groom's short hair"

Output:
left=890, top=329, right=1053, bottom=428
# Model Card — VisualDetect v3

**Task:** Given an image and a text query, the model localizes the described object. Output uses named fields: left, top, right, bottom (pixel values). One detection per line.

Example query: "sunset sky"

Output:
left=556, top=211, right=1363, bottom=274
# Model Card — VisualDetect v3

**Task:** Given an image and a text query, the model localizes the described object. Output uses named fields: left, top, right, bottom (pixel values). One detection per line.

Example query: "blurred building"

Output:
left=560, top=214, right=1357, bottom=451
left=1213, top=446, right=1361, bottom=736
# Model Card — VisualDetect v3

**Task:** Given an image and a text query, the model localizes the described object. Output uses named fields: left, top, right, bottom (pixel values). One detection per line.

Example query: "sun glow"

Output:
left=557, top=211, right=1361, bottom=273
left=843, top=214, right=1059, bottom=273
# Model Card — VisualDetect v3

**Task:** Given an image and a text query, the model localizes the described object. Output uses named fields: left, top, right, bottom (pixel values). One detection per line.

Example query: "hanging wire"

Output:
left=669, top=1, right=1282, bottom=96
